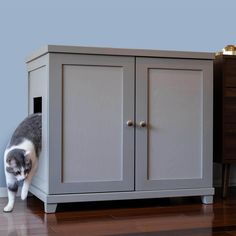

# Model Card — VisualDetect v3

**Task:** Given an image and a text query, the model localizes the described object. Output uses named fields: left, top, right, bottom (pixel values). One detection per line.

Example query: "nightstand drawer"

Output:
left=225, top=75, right=236, bottom=87
left=224, top=98, right=236, bottom=123
left=224, top=124, right=236, bottom=134
left=224, top=112, right=236, bottom=123
left=224, top=59, right=236, bottom=87
left=224, top=136, right=236, bottom=159
left=225, top=88, right=236, bottom=98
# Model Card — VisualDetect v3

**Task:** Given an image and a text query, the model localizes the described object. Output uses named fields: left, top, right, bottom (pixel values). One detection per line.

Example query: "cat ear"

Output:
left=6, top=156, right=12, bottom=164
left=6, top=156, right=16, bottom=167
left=25, top=158, right=31, bottom=165
left=24, top=151, right=31, bottom=165
left=24, top=150, right=30, bottom=157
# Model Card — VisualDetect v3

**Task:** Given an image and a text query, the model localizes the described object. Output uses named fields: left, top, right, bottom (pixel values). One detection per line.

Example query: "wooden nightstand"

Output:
left=214, top=54, right=236, bottom=198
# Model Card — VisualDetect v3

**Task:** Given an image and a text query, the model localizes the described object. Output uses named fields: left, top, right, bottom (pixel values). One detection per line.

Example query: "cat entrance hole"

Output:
left=33, top=97, right=42, bottom=113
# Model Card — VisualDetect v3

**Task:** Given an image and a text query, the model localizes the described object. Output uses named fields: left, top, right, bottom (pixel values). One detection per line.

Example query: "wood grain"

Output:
left=1, top=188, right=236, bottom=235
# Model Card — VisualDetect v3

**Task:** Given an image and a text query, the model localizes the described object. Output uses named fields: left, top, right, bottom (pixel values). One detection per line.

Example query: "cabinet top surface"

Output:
left=26, top=45, right=215, bottom=62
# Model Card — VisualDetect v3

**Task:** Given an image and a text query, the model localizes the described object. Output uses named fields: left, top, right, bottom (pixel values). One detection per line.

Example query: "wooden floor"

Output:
left=1, top=188, right=236, bottom=235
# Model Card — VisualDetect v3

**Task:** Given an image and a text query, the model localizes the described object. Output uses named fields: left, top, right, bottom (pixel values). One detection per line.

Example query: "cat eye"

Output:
left=6, top=167, right=14, bottom=174
left=14, top=171, right=21, bottom=176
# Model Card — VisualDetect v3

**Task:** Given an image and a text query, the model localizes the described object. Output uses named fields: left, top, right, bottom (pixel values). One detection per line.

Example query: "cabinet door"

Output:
left=136, top=57, right=213, bottom=190
left=49, top=54, right=135, bottom=194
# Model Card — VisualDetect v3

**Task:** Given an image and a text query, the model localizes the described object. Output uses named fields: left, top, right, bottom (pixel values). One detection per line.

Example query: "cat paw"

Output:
left=3, top=204, right=13, bottom=212
left=21, top=191, right=28, bottom=200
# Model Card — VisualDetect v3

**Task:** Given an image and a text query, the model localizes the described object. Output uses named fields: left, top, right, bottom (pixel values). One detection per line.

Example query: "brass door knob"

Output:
left=126, top=120, right=134, bottom=127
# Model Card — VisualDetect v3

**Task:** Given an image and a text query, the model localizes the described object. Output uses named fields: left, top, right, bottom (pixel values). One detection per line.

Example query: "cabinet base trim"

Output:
left=29, top=185, right=214, bottom=213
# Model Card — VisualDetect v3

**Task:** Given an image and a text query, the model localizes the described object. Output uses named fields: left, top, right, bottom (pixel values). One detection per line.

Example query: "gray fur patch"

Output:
left=9, top=113, right=42, bottom=156
left=7, top=149, right=25, bottom=166
left=8, top=182, right=18, bottom=192
left=6, top=149, right=32, bottom=176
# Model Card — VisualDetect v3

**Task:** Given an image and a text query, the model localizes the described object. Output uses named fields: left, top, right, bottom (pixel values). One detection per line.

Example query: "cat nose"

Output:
left=17, top=176, right=25, bottom=181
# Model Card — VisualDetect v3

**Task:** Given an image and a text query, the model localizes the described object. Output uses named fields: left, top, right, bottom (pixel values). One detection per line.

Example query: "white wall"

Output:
left=1, top=0, right=236, bottom=187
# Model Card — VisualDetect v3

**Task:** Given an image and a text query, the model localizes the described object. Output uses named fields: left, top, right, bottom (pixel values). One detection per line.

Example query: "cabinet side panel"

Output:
left=148, top=69, right=203, bottom=180
left=28, top=65, right=48, bottom=193
left=213, top=56, right=223, bottom=163
left=62, top=65, right=123, bottom=182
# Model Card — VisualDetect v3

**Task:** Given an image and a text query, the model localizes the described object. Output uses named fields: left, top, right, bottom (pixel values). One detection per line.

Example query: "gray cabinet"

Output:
left=27, top=45, right=214, bottom=213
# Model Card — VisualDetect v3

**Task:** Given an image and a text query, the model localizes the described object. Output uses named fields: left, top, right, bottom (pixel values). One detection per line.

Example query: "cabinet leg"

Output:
left=222, top=163, right=230, bottom=198
left=44, top=203, right=57, bottom=213
left=201, top=195, right=213, bottom=204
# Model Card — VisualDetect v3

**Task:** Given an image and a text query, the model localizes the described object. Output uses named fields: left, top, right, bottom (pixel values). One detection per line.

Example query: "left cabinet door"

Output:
left=48, top=54, right=135, bottom=194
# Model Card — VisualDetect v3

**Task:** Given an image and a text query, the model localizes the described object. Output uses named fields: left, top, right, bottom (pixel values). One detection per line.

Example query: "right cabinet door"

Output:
left=135, top=57, right=213, bottom=191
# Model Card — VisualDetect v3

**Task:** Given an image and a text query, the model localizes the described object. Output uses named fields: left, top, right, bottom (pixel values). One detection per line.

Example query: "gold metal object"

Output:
left=224, top=45, right=236, bottom=51
left=126, top=120, right=134, bottom=127
left=216, top=44, right=236, bottom=56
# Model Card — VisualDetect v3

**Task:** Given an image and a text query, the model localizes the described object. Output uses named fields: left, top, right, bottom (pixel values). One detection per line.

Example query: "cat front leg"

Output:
left=21, top=164, right=37, bottom=200
left=4, top=179, right=18, bottom=212
left=21, top=181, right=30, bottom=201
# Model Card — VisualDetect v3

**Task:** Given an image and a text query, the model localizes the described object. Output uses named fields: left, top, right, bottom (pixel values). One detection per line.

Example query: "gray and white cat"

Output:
left=3, top=113, right=42, bottom=212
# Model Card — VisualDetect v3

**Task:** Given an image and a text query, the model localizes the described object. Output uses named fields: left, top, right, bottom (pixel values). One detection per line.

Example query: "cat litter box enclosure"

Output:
left=26, top=45, right=215, bottom=213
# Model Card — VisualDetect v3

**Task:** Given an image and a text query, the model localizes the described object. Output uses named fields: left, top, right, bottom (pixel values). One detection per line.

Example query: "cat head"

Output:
left=6, top=149, right=32, bottom=181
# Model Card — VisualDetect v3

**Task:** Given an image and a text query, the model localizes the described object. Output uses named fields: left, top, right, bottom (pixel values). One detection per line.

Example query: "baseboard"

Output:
left=0, top=187, right=8, bottom=197
left=0, top=187, right=22, bottom=198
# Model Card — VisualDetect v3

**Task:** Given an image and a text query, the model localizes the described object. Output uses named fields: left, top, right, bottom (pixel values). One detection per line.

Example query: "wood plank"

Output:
left=1, top=188, right=236, bottom=235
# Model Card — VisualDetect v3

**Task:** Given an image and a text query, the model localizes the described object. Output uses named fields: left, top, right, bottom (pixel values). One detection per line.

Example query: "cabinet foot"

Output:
left=201, top=195, right=213, bottom=204
left=44, top=203, right=57, bottom=213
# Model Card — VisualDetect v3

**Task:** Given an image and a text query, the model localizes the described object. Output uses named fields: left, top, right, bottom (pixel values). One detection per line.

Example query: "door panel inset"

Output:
left=148, top=68, right=203, bottom=180
left=63, top=65, right=123, bottom=182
